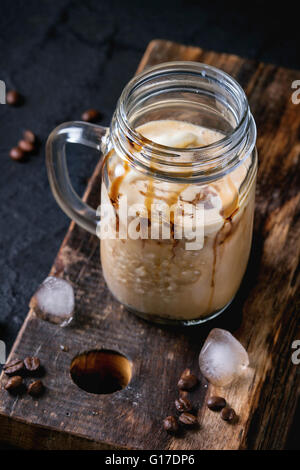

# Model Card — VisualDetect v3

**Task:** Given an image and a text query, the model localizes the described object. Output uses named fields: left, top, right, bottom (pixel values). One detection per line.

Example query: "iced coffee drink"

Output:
left=46, top=61, right=257, bottom=324
left=100, top=119, right=256, bottom=323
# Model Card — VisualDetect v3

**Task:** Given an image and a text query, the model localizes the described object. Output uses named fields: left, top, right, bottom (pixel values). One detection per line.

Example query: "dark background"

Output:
left=0, top=0, right=299, bottom=449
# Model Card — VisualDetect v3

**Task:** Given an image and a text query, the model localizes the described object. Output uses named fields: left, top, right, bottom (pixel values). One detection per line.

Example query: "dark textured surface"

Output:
left=0, top=0, right=299, bottom=449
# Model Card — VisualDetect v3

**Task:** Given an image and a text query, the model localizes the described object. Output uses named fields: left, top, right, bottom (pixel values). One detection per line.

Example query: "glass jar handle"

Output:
left=46, top=121, right=109, bottom=235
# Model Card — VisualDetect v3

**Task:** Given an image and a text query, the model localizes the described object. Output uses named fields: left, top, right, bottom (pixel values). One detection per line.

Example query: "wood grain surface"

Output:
left=0, top=39, right=299, bottom=450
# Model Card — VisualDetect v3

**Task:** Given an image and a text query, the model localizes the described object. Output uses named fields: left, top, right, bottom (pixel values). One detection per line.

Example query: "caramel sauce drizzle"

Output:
left=207, top=202, right=240, bottom=313
left=109, top=160, right=129, bottom=205
left=101, top=148, right=114, bottom=167
left=144, top=173, right=154, bottom=218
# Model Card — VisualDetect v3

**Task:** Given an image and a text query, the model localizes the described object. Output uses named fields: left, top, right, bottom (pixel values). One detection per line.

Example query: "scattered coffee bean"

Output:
left=177, top=369, right=198, bottom=391
left=60, top=344, right=69, bottom=352
left=163, top=416, right=179, bottom=433
left=28, top=379, right=44, bottom=397
left=175, top=396, right=193, bottom=413
left=9, top=146, right=25, bottom=162
left=23, top=130, right=36, bottom=144
left=207, top=396, right=226, bottom=411
left=3, top=359, right=24, bottom=376
left=180, top=368, right=191, bottom=379
left=24, top=356, right=40, bottom=373
left=220, top=406, right=236, bottom=422
left=5, top=376, right=23, bottom=393
left=178, top=412, right=198, bottom=427
left=6, top=90, right=21, bottom=106
left=81, top=109, right=101, bottom=122
left=18, top=139, right=34, bottom=153
left=3, top=359, right=22, bottom=370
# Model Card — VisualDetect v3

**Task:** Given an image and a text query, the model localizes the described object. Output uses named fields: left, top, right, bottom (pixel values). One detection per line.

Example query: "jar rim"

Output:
left=113, top=61, right=257, bottom=182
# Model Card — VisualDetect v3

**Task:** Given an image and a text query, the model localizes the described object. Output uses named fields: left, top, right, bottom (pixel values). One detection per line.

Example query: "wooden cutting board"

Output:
left=0, top=40, right=299, bottom=450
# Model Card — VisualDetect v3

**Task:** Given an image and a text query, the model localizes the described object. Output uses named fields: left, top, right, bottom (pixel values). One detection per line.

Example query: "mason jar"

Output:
left=46, top=62, right=257, bottom=325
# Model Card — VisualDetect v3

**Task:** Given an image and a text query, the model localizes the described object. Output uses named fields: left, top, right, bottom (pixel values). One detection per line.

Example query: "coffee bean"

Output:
left=175, top=396, right=193, bottom=413
left=81, top=109, right=101, bottom=122
left=3, top=359, right=24, bottom=376
left=163, top=416, right=179, bottom=433
left=207, top=396, right=226, bottom=411
left=178, top=412, right=198, bottom=427
left=220, top=407, right=236, bottom=422
left=23, top=130, right=36, bottom=144
left=28, top=380, right=44, bottom=397
left=24, top=356, right=40, bottom=373
left=6, top=90, right=21, bottom=106
left=9, top=146, right=25, bottom=162
left=177, top=369, right=198, bottom=391
left=3, top=359, right=22, bottom=370
left=18, top=139, right=34, bottom=153
left=5, top=376, right=23, bottom=392
left=180, top=368, right=191, bottom=379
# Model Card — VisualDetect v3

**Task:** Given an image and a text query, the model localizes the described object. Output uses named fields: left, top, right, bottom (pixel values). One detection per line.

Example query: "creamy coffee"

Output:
left=100, top=120, right=255, bottom=322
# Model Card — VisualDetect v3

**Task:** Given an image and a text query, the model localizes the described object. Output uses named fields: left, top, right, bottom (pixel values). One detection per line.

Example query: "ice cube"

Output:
left=156, top=131, right=198, bottom=148
left=30, top=276, right=75, bottom=326
left=199, top=328, right=249, bottom=387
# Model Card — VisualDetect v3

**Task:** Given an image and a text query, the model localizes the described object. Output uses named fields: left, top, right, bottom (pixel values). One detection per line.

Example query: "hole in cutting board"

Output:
left=70, top=349, right=132, bottom=394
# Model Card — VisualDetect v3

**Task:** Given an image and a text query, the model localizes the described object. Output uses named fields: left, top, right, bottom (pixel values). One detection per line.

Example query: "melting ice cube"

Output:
left=199, top=328, right=249, bottom=387
left=155, top=131, right=198, bottom=148
left=30, top=276, right=75, bottom=326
